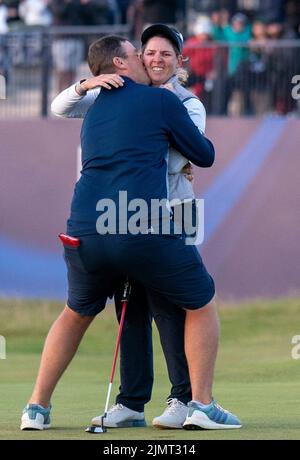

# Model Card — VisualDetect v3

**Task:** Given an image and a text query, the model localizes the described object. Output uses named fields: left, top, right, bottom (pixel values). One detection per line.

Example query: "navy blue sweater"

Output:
left=67, top=77, right=215, bottom=236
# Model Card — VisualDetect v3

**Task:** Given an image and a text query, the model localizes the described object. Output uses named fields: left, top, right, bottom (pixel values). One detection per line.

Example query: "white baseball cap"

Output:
left=192, top=16, right=213, bottom=36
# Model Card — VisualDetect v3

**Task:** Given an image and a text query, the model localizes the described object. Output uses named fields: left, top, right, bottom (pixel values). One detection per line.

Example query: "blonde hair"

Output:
left=176, top=67, right=189, bottom=85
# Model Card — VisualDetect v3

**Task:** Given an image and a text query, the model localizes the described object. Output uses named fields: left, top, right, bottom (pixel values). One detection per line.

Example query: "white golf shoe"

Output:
left=20, top=404, right=51, bottom=430
left=91, top=403, right=146, bottom=428
left=152, top=398, right=188, bottom=429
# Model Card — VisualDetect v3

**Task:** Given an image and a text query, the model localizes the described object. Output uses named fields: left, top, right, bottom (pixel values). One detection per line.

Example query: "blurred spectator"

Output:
left=142, top=0, right=184, bottom=24
left=5, top=0, right=21, bottom=28
left=217, top=12, right=251, bottom=116
left=19, top=0, right=52, bottom=26
left=286, top=0, right=300, bottom=37
left=87, top=0, right=117, bottom=25
left=241, top=20, right=271, bottom=114
left=183, top=16, right=218, bottom=111
left=222, top=0, right=238, bottom=16
left=49, top=0, right=118, bottom=78
left=49, top=0, right=87, bottom=92
left=116, top=0, right=132, bottom=24
left=49, top=0, right=116, bottom=26
left=221, top=12, right=252, bottom=75
left=210, top=7, right=229, bottom=40
left=50, top=0, right=102, bottom=26
left=128, top=0, right=185, bottom=41
left=127, top=0, right=143, bottom=40
left=256, top=0, right=286, bottom=25
left=0, top=1, right=10, bottom=86
left=266, top=20, right=295, bottom=39
left=0, top=0, right=8, bottom=34
left=252, top=20, right=267, bottom=41
left=266, top=21, right=299, bottom=114
left=192, top=0, right=238, bottom=16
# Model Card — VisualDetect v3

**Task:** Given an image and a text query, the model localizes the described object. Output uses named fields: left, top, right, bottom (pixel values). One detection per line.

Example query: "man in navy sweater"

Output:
left=21, top=36, right=241, bottom=431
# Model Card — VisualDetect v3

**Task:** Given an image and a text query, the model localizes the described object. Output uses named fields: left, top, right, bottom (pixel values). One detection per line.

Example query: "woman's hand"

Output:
left=80, top=74, right=125, bottom=92
left=182, top=163, right=194, bottom=182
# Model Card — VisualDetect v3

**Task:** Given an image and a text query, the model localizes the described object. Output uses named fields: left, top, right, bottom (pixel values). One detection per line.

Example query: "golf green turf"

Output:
left=0, top=297, right=299, bottom=440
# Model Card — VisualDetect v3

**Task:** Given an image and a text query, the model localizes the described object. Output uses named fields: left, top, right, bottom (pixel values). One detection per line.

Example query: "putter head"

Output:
left=85, top=414, right=107, bottom=434
left=85, top=425, right=107, bottom=433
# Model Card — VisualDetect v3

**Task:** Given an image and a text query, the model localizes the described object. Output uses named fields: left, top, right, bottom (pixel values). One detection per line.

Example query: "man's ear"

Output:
left=113, top=56, right=126, bottom=70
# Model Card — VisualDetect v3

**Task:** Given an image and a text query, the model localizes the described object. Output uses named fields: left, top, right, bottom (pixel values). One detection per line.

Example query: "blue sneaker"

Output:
left=20, top=403, right=51, bottom=430
left=183, top=400, right=242, bottom=430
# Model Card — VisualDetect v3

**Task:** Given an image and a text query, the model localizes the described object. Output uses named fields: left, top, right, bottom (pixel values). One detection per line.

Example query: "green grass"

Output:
left=0, top=297, right=300, bottom=440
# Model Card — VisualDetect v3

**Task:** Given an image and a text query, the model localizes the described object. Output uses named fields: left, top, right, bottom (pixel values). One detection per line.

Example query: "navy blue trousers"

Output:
left=64, top=201, right=209, bottom=412
left=114, top=281, right=192, bottom=412
left=112, top=201, right=202, bottom=411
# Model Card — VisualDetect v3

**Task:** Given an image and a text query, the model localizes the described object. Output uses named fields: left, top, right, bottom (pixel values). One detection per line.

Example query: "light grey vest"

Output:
left=167, top=75, right=198, bottom=201
left=168, top=75, right=198, bottom=105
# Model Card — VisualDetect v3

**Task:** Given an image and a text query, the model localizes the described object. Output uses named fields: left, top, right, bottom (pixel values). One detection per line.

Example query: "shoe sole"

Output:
left=183, top=411, right=242, bottom=430
left=20, top=422, right=51, bottom=431
left=91, top=420, right=147, bottom=428
left=152, top=423, right=183, bottom=429
left=183, top=423, right=242, bottom=430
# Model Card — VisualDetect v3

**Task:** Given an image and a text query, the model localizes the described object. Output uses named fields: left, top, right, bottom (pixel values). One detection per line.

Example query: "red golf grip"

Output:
left=58, top=233, right=80, bottom=248
left=109, top=300, right=127, bottom=384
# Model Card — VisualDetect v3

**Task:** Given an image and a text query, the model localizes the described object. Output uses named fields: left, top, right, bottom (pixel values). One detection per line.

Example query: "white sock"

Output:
left=191, top=400, right=213, bottom=409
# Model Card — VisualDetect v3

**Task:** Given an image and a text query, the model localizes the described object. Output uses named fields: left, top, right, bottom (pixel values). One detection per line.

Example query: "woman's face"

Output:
left=252, top=22, right=266, bottom=39
left=142, top=37, right=182, bottom=87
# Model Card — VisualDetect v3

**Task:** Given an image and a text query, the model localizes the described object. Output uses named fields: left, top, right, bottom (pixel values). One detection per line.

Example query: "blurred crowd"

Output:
left=183, top=4, right=300, bottom=115
left=0, top=1, right=299, bottom=37
left=0, top=0, right=300, bottom=116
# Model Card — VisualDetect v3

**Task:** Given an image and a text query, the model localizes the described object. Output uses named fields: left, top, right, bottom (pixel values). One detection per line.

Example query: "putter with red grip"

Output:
left=85, top=279, right=131, bottom=434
